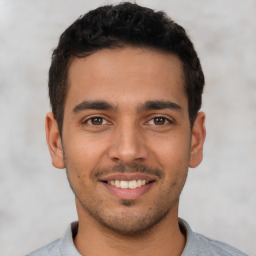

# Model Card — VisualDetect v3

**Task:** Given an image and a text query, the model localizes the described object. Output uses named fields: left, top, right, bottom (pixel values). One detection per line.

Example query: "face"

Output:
left=46, top=47, right=205, bottom=235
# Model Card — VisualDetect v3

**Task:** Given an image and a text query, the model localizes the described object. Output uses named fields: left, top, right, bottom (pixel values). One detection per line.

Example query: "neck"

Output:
left=74, top=205, right=186, bottom=256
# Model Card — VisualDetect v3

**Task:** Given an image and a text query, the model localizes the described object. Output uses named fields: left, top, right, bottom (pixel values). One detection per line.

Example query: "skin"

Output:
left=46, top=47, right=206, bottom=256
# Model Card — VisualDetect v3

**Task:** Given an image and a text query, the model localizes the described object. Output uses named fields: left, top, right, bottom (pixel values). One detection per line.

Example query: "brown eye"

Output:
left=90, top=117, right=104, bottom=125
left=153, top=117, right=166, bottom=125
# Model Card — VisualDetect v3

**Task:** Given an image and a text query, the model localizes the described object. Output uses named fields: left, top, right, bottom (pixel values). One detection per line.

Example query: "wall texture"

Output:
left=0, top=0, right=255, bottom=255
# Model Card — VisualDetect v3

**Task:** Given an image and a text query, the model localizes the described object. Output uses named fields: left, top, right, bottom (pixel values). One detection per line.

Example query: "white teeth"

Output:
left=115, top=180, right=120, bottom=187
left=120, top=180, right=129, bottom=189
left=107, top=180, right=149, bottom=189
left=128, top=180, right=137, bottom=189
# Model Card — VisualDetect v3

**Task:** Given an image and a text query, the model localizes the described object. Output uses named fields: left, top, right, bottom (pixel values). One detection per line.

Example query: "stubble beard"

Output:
left=65, top=162, right=187, bottom=236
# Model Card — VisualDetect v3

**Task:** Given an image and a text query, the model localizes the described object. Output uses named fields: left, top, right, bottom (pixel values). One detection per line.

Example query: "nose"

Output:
left=108, top=122, right=148, bottom=165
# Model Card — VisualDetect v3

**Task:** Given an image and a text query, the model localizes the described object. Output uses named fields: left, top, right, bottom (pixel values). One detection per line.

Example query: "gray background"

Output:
left=0, top=0, right=255, bottom=255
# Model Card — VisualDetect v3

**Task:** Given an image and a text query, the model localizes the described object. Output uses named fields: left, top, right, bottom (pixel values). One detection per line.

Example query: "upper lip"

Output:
left=99, top=173, right=157, bottom=182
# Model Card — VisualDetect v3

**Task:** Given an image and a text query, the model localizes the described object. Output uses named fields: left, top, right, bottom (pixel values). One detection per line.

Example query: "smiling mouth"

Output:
left=101, top=174, right=156, bottom=200
left=103, top=180, right=153, bottom=189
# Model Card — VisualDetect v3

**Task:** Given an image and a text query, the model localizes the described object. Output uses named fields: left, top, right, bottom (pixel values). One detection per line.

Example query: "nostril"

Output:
left=108, top=134, right=149, bottom=165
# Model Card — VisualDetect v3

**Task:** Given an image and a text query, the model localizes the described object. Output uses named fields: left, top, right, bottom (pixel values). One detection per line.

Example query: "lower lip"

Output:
left=101, top=182, right=155, bottom=200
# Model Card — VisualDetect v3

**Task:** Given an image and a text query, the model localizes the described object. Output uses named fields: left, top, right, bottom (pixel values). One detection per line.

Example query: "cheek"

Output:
left=63, top=131, right=109, bottom=167
left=149, top=132, right=191, bottom=169
left=62, top=134, right=113, bottom=194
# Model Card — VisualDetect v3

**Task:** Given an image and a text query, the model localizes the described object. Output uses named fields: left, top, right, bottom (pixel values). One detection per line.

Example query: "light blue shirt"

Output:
left=27, top=219, right=248, bottom=256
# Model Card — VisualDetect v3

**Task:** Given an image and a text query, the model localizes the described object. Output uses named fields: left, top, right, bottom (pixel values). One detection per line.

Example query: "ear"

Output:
left=45, top=112, right=65, bottom=169
left=189, top=112, right=206, bottom=168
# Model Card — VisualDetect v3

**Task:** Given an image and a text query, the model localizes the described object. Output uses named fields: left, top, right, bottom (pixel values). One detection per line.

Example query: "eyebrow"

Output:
left=72, top=100, right=183, bottom=114
left=138, top=100, right=183, bottom=112
left=73, top=100, right=116, bottom=113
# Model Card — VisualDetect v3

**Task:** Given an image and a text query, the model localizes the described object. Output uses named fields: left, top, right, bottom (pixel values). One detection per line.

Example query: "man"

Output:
left=28, top=2, right=247, bottom=256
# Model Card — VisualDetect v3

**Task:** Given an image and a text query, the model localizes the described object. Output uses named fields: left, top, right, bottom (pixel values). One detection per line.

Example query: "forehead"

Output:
left=66, top=47, right=187, bottom=112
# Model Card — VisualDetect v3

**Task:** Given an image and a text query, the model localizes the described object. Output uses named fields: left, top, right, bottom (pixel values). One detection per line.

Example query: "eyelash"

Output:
left=146, top=116, right=174, bottom=125
left=82, top=116, right=110, bottom=126
left=82, top=115, right=175, bottom=126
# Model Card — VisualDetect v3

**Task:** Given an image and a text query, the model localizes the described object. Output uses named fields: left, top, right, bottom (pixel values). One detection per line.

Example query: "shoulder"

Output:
left=180, top=218, right=248, bottom=256
left=26, top=238, right=62, bottom=256
left=27, top=222, right=79, bottom=256
left=194, top=232, right=248, bottom=256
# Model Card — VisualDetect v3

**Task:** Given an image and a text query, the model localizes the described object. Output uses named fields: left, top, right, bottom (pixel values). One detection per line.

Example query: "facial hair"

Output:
left=65, top=161, right=186, bottom=236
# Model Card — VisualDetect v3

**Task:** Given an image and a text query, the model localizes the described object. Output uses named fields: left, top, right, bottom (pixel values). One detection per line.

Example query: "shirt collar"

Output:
left=179, top=218, right=199, bottom=255
left=60, top=219, right=195, bottom=256
left=60, top=221, right=81, bottom=256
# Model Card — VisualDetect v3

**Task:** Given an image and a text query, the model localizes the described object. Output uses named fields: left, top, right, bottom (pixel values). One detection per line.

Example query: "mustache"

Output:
left=93, top=163, right=164, bottom=180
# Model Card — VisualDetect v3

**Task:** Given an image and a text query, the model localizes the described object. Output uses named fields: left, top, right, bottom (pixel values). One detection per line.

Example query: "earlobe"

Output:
left=189, top=112, right=206, bottom=168
left=45, top=112, right=65, bottom=169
